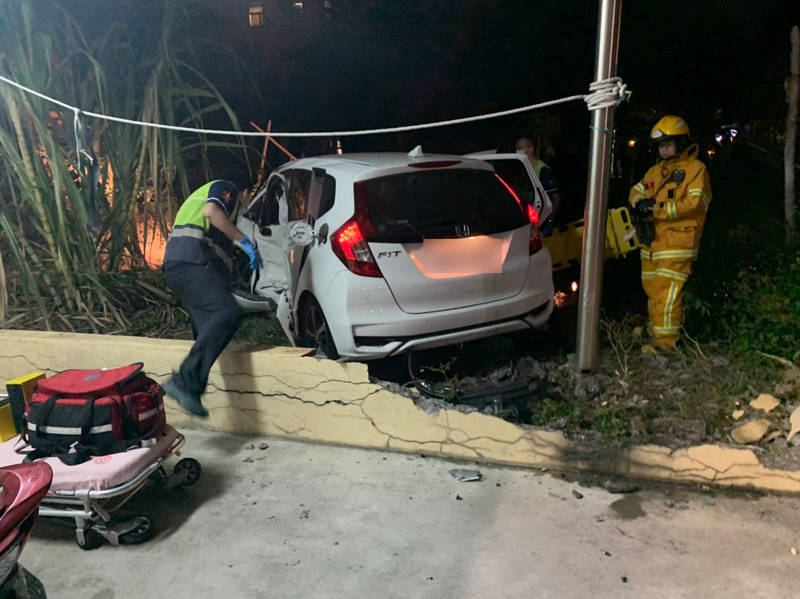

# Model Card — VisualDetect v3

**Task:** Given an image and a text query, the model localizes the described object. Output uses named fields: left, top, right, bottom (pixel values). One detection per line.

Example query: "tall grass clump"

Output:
left=0, top=0, right=249, bottom=331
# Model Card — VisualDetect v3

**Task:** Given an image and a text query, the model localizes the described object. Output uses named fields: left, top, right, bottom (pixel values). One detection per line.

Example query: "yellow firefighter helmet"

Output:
left=650, top=115, right=691, bottom=141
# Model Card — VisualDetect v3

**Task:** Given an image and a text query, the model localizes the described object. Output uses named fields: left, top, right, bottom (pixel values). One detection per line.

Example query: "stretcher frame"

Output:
left=32, top=430, right=200, bottom=549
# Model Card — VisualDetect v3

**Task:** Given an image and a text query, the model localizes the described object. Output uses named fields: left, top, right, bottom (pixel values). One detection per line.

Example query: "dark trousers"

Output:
left=164, top=262, right=243, bottom=396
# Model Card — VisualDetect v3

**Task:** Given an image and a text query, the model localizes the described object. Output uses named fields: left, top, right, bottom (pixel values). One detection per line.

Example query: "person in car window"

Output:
left=161, top=179, right=262, bottom=417
left=628, top=115, right=712, bottom=351
left=515, top=134, right=562, bottom=234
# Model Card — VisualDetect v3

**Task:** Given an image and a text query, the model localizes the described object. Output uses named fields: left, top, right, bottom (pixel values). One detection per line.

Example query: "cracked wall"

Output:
left=2, top=330, right=800, bottom=493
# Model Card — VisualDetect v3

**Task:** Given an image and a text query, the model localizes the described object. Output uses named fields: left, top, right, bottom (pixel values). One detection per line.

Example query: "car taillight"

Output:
left=495, top=173, right=543, bottom=255
left=527, top=203, right=542, bottom=254
left=331, top=183, right=382, bottom=277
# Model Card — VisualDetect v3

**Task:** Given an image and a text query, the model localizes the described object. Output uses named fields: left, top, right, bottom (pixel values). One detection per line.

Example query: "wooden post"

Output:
left=259, top=120, right=272, bottom=186
left=786, top=25, right=799, bottom=238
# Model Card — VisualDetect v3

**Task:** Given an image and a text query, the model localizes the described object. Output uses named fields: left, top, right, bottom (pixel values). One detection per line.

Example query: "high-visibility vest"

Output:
left=163, top=181, right=235, bottom=271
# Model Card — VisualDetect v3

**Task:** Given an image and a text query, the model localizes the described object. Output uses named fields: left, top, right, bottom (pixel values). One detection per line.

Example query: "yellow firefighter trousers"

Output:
left=640, top=255, right=694, bottom=349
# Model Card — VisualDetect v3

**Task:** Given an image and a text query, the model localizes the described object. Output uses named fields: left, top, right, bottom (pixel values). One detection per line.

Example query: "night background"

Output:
left=0, top=0, right=798, bottom=359
left=49, top=0, right=796, bottom=227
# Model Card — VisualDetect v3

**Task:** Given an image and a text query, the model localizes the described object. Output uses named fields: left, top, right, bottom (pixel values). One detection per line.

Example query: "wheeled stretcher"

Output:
left=0, top=425, right=200, bottom=549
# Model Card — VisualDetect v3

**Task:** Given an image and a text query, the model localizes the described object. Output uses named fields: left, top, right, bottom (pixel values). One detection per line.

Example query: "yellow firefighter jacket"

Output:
left=628, top=144, right=712, bottom=258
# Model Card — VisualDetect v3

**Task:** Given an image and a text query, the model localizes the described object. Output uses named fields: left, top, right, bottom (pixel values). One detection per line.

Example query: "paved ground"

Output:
left=24, top=429, right=800, bottom=599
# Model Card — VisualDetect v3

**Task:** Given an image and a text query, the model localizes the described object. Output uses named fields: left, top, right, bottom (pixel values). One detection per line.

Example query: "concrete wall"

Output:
left=2, top=330, right=800, bottom=493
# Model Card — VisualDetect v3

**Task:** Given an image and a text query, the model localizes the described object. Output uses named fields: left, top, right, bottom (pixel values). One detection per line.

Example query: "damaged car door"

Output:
left=233, top=173, right=290, bottom=312
left=281, top=167, right=334, bottom=346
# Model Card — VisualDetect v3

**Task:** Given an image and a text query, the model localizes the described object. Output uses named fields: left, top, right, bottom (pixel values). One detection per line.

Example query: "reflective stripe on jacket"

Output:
left=628, top=144, right=712, bottom=256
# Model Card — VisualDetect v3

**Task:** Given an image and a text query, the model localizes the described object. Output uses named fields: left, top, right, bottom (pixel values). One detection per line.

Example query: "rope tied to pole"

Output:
left=1, top=73, right=632, bottom=140
left=584, top=77, right=630, bottom=111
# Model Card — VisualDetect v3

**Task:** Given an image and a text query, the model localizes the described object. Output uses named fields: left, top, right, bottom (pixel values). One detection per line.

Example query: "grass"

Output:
left=0, top=0, right=251, bottom=329
left=232, top=314, right=288, bottom=347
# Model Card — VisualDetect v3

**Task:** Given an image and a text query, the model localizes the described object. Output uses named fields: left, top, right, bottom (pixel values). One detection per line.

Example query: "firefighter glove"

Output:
left=235, top=236, right=263, bottom=271
left=635, top=198, right=655, bottom=214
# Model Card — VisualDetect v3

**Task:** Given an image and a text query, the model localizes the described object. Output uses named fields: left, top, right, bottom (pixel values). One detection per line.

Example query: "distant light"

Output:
left=627, top=139, right=636, bottom=147
left=571, top=281, right=578, bottom=292
left=729, top=128, right=738, bottom=137
left=714, top=134, right=724, bottom=145
left=707, top=149, right=716, bottom=158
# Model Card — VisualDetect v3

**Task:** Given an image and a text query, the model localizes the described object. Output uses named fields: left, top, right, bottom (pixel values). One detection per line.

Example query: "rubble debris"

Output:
left=773, top=383, right=797, bottom=400
left=602, top=479, right=639, bottom=494
left=258, top=442, right=270, bottom=450
left=651, top=417, right=706, bottom=445
left=749, top=394, right=780, bottom=413
left=788, top=407, right=800, bottom=443
left=732, top=409, right=745, bottom=420
left=449, top=469, right=483, bottom=482
left=572, top=489, right=584, bottom=499
left=731, top=419, right=775, bottom=444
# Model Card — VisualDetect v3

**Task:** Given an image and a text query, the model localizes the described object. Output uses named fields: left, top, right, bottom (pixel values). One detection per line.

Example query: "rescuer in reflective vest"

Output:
left=161, top=180, right=262, bottom=416
left=628, top=116, right=712, bottom=350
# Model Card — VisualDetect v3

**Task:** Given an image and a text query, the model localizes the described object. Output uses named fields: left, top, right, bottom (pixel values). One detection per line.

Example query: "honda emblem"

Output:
left=455, top=224, right=470, bottom=238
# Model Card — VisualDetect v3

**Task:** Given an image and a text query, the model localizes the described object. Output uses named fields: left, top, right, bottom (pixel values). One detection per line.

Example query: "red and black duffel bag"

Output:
left=21, top=363, right=166, bottom=465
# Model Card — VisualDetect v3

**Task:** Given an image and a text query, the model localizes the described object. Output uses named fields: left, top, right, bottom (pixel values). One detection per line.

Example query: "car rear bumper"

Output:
left=320, top=248, right=554, bottom=360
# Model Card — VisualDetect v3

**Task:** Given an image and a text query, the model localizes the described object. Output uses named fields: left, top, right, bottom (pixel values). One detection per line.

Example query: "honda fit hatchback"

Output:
left=234, top=147, right=554, bottom=360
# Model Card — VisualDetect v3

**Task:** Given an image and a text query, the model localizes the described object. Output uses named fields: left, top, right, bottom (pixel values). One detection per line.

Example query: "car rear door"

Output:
left=362, top=165, right=532, bottom=314
left=466, top=152, right=553, bottom=223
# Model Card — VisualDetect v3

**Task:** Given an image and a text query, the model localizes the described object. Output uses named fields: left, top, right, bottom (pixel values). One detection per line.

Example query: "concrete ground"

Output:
left=24, top=430, right=800, bottom=599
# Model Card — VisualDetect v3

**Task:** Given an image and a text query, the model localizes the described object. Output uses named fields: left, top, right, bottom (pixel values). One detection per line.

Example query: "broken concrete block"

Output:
left=764, top=430, right=783, bottom=442
left=730, top=419, right=775, bottom=444
left=732, top=409, right=744, bottom=420
left=787, top=406, right=800, bottom=443
left=749, top=394, right=780, bottom=413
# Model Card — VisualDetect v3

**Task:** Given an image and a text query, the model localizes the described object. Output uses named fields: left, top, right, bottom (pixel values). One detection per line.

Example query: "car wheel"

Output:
left=300, top=297, right=339, bottom=359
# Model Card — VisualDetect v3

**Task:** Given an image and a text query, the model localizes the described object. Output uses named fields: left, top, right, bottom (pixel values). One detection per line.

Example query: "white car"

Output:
left=234, top=146, right=554, bottom=360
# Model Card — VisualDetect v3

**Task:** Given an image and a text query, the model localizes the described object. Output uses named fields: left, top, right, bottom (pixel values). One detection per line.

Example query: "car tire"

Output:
left=299, top=296, right=339, bottom=359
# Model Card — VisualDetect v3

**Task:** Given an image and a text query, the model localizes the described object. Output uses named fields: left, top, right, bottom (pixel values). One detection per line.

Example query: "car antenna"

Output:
left=407, top=145, right=424, bottom=157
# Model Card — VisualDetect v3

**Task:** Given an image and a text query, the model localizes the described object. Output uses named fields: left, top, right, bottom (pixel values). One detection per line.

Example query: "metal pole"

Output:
left=576, top=0, right=623, bottom=371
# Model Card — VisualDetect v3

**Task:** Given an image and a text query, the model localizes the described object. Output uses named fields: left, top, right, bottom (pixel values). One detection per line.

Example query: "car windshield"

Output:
left=363, top=169, right=526, bottom=240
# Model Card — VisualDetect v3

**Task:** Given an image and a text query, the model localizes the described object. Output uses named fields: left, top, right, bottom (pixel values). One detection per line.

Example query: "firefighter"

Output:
left=162, top=180, right=262, bottom=416
left=628, top=115, right=712, bottom=350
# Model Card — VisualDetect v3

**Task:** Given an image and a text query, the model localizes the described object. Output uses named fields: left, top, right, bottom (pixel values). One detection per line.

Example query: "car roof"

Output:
left=276, top=152, right=493, bottom=179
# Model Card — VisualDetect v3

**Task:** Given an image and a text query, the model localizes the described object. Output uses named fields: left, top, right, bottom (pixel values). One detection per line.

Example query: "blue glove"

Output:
left=235, top=236, right=263, bottom=271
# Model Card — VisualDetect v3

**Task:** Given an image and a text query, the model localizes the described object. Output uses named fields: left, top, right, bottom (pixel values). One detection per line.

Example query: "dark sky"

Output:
left=65, top=0, right=799, bottom=132
left=56, top=0, right=799, bottom=200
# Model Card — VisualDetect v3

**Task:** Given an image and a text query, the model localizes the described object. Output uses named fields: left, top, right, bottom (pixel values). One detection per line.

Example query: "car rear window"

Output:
left=363, top=169, right=527, bottom=240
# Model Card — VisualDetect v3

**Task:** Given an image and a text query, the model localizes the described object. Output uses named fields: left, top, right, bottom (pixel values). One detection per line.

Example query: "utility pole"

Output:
left=576, top=0, right=623, bottom=371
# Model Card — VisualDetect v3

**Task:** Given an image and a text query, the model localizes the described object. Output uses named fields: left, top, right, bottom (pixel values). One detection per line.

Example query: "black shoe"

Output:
left=163, top=376, right=209, bottom=418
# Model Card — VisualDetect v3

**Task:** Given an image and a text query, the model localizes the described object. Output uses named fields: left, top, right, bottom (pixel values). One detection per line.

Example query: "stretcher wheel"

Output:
left=118, top=516, right=153, bottom=545
left=174, top=458, right=201, bottom=486
left=76, top=529, right=103, bottom=550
